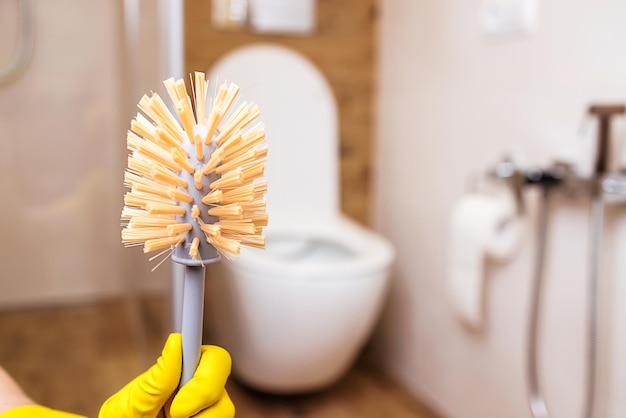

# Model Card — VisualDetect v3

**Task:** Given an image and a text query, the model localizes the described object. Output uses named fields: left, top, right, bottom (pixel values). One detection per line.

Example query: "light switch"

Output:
left=481, top=0, right=538, bottom=37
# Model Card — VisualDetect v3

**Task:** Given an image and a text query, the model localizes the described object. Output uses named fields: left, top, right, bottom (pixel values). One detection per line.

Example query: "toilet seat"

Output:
left=207, top=43, right=393, bottom=284
left=204, top=44, right=395, bottom=394
left=232, top=217, right=394, bottom=280
left=206, top=43, right=339, bottom=225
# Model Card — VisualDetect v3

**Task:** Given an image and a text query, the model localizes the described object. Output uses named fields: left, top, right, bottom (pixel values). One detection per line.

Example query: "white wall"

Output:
left=373, top=1, right=626, bottom=417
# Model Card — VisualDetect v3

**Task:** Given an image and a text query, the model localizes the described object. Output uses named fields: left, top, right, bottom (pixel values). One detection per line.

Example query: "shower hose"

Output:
left=527, top=185, right=601, bottom=418
left=0, top=0, right=34, bottom=87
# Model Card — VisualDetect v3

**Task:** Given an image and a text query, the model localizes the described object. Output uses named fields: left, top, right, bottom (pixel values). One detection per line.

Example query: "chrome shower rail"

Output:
left=0, top=0, right=34, bottom=87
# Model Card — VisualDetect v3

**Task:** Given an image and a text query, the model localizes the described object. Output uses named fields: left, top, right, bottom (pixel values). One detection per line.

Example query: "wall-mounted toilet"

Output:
left=204, top=43, right=395, bottom=394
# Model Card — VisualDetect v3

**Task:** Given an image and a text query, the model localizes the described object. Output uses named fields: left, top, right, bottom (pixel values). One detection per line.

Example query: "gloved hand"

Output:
left=99, top=333, right=234, bottom=418
left=0, top=405, right=85, bottom=418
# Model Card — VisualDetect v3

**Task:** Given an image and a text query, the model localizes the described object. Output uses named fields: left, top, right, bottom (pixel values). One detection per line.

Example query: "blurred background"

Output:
left=2, top=0, right=626, bottom=417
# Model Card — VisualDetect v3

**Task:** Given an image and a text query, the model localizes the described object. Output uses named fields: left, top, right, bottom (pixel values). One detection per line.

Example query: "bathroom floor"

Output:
left=0, top=297, right=440, bottom=418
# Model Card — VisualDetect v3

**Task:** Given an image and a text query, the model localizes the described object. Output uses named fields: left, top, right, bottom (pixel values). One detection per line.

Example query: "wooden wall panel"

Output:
left=185, top=0, right=378, bottom=224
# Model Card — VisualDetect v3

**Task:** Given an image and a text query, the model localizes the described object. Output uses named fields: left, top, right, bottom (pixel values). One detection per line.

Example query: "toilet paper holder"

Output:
left=466, top=155, right=527, bottom=216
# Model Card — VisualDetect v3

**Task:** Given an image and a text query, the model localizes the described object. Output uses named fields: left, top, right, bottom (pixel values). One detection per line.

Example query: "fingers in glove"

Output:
left=169, top=345, right=232, bottom=418
left=138, top=333, right=183, bottom=409
left=191, top=390, right=235, bottom=418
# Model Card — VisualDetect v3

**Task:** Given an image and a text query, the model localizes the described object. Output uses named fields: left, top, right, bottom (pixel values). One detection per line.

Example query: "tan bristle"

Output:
left=214, top=103, right=248, bottom=144
left=241, top=122, right=265, bottom=142
left=164, top=78, right=195, bottom=143
left=128, top=132, right=183, bottom=173
left=215, top=221, right=256, bottom=235
left=215, top=103, right=255, bottom=146
left=255, top=146, right=268, bottom=160
left=220, top=185, right=256, bottom=204
left=238, top=234, right=265, bottom=248
left=253, top=180, right=268, bottom=196
left=163, top=77, right=180, bottom=102
left=219, top=131, right=244, bottom=157
left=122, top=228, right=169, bottom=243
left=208, top=236, right=240, bottom=257
left=144, top=235, right=185, bottom=253
left=194, top=171, right=203, bottom=190
left=140, top=94, right=185, bottom=141
left=216, top=102, right=260, bottom=146
left=127, top=154, right=153, bottom=176
left=195, top=137, right=204, bottom=161
left=168, top=188, right=194, bottom=203
left=167, top=223, right=192, bottom=236
left=151, top=164, right=188, bottom=188
left=124, top=172, right=169, bottom=195
left=128, top=155, right=157, bottom=180
left=201, top=190, right=222, bottom=205
left=202, top=149, right=223, bottom=175
left=175, top=80, right=197, bottom=139
left=129, top=217, right=178, bottom=228
left=151, top=101, right=185, bottom=142
left=224, top=82, right=240, bottom=105
left=203, top=110, right=221, bottom=144
left=201, top=223, right=221, bottom=238
left=146, top=202, right=186, bottom=215
left=191, top=205, right=201, bottom=219
left=121, top=74, right=267, bottom=263
left=156, top=127, right=188, bottom=158
left=240, top=200, right=266, bottom=212
left=208, top=204, right=243, bottom=218
left=241, top=161, right=265, bottom=182
left=172, top=148, right=195, bottom=174
left=121, top=207, right=148, bottom=220
left=124, top=171, right=152, bottom=187
left=202, top=82, right=239, bottom=145
left=131, top=114, right=156, bottom=141
left=194, top=72, right=207, bottom=124
left=209, top=169, right=243, bottom=190
left=248, top=212, right=269, bottom=226
left=176, top=100, right=196, bottom=144
left=190, top=237, right=200, bottom=260
left=217, top=146, right=267, bottom=175
left=241, top=104, right=260, bottom=127
left=124, top=191, right=174, bottom=210
left=125, top=190, right=175, bottom=205
left=130, top=183, right=169, bottom=200
left=132, top=184, right=172, bottom=199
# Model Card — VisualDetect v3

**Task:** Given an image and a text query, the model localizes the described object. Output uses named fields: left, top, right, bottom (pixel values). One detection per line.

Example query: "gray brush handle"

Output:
left=179, top=264, right=206, bottom=387
left=171, top=262, right=185, bottom=333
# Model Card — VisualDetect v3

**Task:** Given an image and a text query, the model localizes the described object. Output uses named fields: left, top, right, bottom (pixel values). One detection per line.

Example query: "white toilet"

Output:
left=204, top=44, right=395, bottom=394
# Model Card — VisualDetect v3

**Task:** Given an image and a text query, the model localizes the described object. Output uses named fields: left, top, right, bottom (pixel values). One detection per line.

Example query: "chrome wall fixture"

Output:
left=489, top=104, right=626, bottom=418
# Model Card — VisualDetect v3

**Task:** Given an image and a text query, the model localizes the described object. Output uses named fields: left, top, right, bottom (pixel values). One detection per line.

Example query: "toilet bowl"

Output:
left=204, top=44, right=395, bottom=394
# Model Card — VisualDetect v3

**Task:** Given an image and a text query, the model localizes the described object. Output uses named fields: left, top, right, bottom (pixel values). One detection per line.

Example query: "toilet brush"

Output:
left=120, top=72, right=268, bottom=386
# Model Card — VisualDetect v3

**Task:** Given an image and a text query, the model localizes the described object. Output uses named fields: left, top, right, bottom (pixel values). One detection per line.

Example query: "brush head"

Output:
left=121, top=72, right=268, bottom=268
left=171, top=136, right=220, bottom=265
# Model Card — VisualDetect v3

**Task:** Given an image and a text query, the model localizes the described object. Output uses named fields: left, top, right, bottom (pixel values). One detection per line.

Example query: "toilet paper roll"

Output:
left=447, top=189, right=524, bottom=330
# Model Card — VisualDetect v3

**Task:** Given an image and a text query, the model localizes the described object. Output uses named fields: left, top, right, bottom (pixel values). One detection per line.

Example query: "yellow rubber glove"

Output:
left=99, top=333, right=234, bottom=418
left=0, top=405, right=85, bottom=418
